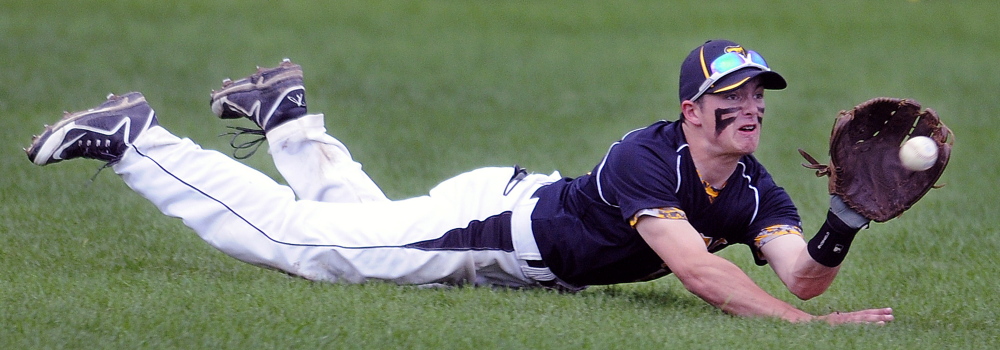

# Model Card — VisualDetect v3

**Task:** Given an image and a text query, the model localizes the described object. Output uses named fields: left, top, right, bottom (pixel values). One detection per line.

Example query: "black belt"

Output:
left=526, top=259, right=547, bottom=268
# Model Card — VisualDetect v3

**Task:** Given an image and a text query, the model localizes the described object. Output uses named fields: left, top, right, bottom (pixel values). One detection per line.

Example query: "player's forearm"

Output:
left=676, top=258, right=894, bottom=325
left=785, top=251, right=841, bottom=300
left=785, top=204, right=867, bottom=299
left=761, top=233, right=843, bottom=300
left=635, top=218, right=815, bottom=322
left=674, top=254, right=813, bottom=322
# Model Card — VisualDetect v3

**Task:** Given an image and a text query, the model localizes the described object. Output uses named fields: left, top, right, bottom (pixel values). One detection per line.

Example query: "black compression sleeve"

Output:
left=807, top=210, right=862, bottom=267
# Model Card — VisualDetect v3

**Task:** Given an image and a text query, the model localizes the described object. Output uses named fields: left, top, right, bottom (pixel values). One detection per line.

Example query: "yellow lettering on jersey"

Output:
left=699, top=233, right=728, bottom=251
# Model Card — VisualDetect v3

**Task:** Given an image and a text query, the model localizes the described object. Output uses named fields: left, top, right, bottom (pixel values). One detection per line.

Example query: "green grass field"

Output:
left=2, top=0, right=997, bottom=348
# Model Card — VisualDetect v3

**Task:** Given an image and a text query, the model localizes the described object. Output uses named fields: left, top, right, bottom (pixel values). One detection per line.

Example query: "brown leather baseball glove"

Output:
left=799, top=97, right=954, bottom=222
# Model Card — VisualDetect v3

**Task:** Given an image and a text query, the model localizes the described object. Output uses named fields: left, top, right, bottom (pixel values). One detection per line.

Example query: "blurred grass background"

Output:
left=1, top=0, right=997, bottom=348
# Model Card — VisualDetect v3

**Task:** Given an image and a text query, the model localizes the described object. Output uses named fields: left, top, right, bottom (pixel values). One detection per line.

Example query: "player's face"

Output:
left=696, top=80, right=766, bottom=156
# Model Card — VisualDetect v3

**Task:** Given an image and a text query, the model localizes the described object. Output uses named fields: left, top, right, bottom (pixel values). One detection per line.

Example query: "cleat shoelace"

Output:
left=75, top=137, right=122, bottom=162
left=220, top=126, right=266, bottom=159
left=75, top=136, right=125, bottom=181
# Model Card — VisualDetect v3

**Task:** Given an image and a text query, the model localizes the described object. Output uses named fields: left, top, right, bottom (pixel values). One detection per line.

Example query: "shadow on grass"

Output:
left=588, top=283, right=708, bottom=310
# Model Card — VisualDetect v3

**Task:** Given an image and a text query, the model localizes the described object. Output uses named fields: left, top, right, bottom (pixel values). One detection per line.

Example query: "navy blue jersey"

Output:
left=530, top=120, right=800, bottom=286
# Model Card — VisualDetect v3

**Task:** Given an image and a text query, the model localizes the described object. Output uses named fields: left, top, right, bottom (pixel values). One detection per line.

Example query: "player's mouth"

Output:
left=738, top=124, right=758, bottom=133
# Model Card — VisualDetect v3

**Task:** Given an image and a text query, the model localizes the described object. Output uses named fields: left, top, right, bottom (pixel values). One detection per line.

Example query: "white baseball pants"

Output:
left=111, top=114, right=560, bottom=287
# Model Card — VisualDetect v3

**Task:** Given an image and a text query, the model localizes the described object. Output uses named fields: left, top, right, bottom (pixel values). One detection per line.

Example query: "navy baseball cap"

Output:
left=678, top=39, right=787, bottom=102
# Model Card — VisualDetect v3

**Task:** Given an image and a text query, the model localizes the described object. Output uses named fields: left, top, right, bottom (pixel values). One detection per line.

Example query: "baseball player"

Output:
left=26, top=39, right=893, bottom=324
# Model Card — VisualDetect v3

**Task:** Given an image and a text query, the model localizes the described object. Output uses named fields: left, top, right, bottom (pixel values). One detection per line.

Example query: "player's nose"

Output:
left=742, top=101, right=764, bottom=119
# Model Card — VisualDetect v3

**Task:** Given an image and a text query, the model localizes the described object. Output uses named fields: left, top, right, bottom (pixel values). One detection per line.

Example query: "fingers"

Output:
left=851, top=307, right=895, bottom=325
left=820, top=307, right=894, bottom=325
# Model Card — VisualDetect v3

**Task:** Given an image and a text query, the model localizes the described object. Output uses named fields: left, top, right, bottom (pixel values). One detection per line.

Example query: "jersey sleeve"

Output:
left=597, top=140, right=681, bottom=222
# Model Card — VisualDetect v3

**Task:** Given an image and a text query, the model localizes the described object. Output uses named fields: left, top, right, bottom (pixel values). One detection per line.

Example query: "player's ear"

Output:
left=680, top=100, right=703, bottom=126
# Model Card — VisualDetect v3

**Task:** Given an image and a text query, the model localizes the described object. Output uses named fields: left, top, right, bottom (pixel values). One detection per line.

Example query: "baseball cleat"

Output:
left=209, top=58, right=307, bottom=131
left=26, top=92, right=159, bottom=165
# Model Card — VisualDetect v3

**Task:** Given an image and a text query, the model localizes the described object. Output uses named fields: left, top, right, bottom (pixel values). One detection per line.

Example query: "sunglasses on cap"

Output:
left=690, top=50, right=771, bottom=102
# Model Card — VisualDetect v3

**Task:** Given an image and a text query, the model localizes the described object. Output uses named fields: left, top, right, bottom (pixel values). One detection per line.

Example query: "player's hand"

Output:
left=816, top=308, right=894, bottom=325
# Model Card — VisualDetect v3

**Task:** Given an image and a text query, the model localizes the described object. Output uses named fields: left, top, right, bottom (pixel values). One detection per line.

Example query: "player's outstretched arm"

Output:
left=635, top=217, right=893, bottom=324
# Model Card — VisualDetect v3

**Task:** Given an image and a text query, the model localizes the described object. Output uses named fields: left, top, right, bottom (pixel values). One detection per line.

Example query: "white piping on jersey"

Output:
left=675, top=144, right=688, bottom=194
left=595, top=141, right=621, bottom=207
left=595, top=126, right=648, bottom=207
left=736, top=161, right=760, bottom=224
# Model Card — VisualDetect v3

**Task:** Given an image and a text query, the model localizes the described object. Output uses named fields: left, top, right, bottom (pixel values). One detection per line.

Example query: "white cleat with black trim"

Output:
left=26, top=92, right=159, bottom=165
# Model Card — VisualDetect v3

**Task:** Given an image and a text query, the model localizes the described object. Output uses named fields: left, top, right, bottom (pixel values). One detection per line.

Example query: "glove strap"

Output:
left=829, top=195, right=870, bottom=229
left=807, top=210, right=861, bottom=267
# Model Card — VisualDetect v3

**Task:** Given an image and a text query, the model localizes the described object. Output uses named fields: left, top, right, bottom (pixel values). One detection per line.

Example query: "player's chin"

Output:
left=725, top=143, right=758, bottom=157
left=733, top=133, right=760, bottom=154
left=736, top=146, right=758, bottom=156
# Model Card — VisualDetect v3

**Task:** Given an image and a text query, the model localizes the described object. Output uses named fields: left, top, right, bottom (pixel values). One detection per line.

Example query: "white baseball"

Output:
left=899, top=136, right=938, bottom=171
